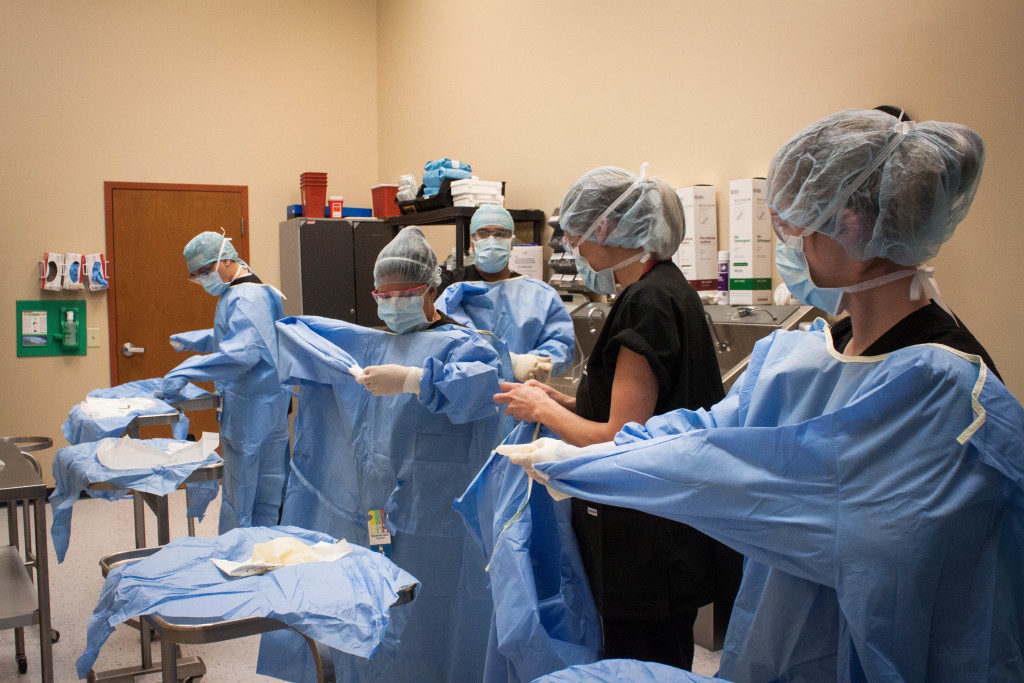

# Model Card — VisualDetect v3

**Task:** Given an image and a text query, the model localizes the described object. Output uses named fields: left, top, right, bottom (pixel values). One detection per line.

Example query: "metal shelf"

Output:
left=0, top=546, right=38, bottom=630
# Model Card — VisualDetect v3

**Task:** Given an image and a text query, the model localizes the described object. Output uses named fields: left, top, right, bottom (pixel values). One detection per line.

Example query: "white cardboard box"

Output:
left=510, top=244, right=544, bottom=280
left=673, top=185, right=719, bottom=298
left=728, top=178, right=773, bottom=305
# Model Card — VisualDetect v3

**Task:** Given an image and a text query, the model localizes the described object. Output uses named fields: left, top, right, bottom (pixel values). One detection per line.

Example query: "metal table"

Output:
left=89, top=547, right=417, bottom=683
left=85, top=394, right=223, bottom=681
left=389, top=207, right=545, bottom=268
left=0, top=438, right=54, bottom=681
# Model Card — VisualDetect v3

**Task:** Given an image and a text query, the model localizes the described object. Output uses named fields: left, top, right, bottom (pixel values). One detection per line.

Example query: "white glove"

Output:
left=510, top=352, right=554, bottom=382
left=496, top=437, right=600, bottom=501
left=169, top=339, right=185, bottom=352
left=353, top=364, right=424, bottom=396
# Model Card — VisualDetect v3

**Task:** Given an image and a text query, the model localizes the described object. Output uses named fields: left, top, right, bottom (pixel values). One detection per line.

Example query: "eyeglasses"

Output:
left=560, top=234, right=583, bottom=257
left=769, top=209, right=811, bottom=247
left=472, top=227, right=513, bottom=241
left=372, top=283, right=428, bottom=300
left=188, top=261, right=219, bottom=283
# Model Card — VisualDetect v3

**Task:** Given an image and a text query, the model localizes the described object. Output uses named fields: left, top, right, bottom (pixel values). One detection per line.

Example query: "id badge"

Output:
left=368, top=509, right=392, bottom=559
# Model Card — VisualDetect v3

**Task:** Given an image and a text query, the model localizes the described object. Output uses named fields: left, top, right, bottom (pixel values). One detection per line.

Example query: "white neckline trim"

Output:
left=818, top=322, right=987, bottom=443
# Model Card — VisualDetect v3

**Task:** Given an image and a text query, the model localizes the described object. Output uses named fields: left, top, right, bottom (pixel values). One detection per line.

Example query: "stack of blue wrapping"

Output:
left=423, top=158, right=472, bottom=197
left=77, top=526, right=419, bottom=679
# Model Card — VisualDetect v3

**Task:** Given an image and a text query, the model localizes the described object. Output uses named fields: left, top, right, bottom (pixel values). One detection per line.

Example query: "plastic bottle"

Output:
left=717, top=251, right=730, bottom=305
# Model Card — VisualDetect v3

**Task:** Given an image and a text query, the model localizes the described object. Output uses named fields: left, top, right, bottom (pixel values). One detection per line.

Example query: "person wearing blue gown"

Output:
left=159, top=230, right=290, bottom=534
left=436, top=204, right=575, bottom=382
left=500, top=110, right=1024, bottom=681
left=258, top=226, right=506, bottom=682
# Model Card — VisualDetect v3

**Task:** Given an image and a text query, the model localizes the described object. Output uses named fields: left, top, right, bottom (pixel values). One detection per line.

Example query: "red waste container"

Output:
left=371, top=184, right=400, bottom=218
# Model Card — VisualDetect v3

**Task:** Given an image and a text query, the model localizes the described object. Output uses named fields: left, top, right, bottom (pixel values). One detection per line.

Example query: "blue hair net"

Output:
left=471, top=204, right=514, bottom=233
left=183, top=231, right=241, bottom=273
left=558, top=166, right=685, bottom=260
left=374, top=226, right=442, bottom=288
left=768, top=109, right=985, bottom=265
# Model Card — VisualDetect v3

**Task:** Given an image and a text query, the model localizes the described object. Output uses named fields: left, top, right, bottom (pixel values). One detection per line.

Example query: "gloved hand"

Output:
left=495, top=437, right=585, bottom=500
left=510, top=352, right=554, bottom=382
left=169, top=337, right=185, bottom=352
left=353, top=364, right=424, bottom=396
left=156, top=376, right=188, bottom=400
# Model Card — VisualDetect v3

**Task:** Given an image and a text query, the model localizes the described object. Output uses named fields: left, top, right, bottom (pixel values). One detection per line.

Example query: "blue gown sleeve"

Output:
left=538, top=358, right=987, bottom=588
left=165, top=303, right=261, bottom=383
left=528, top=292, right=575, bottom=376
left=418, top=332, right=503, bottom=424
left=170, top=329, right=216, bottom=353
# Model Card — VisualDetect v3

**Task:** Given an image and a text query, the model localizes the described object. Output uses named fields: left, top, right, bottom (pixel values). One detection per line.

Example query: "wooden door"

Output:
left=105, top=182, right=249, bottom=438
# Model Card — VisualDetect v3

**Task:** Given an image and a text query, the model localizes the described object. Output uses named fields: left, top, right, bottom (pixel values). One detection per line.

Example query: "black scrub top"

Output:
left=428, top=311, right=462, bottom=330
left=830, top=301, right=1001, bottom=381
left=439, top=264, right=522, bottom=290
left=572, top=261, right=743, bottom=620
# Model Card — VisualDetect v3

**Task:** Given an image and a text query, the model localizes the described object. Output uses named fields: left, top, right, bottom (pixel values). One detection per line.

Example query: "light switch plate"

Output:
left=87, top=328, right=100, bottom=348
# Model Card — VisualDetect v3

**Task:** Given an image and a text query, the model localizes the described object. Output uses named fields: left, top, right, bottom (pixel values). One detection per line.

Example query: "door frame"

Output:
left=104, top=181, right=249, bottom=386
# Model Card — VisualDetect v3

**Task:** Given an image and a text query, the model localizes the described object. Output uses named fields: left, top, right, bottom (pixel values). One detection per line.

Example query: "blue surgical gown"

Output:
left=259, top=316, right=506, bottom=682
left=164, top=283, right=290, bottom=533
left=455, top=422, right=601, bottom=682
left=537, top=323, right=1024, bottom=682
left=533, top=658, right=713, bottom=682
left=437, top=277, right=575, bottom=377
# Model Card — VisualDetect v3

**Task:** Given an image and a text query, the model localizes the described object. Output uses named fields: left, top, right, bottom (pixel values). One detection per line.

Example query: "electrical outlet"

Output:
left=87, top=328, right=101, bottom=348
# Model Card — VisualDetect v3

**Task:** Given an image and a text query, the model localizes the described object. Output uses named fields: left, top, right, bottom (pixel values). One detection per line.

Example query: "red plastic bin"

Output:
left=371, top=184, right=400, bottom=218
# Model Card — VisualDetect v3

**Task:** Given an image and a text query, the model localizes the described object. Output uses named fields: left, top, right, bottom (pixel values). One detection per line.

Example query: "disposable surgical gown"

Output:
left=536, top=322, right=1024, bottom=682
left=77, top=526, right=418, bottom=679
left=437, top=277, right=575, bottom=377
left=259, top=316, right=506, bottom=682
left=455, top=422, right=601, bottom=682
left=164, top=283, right=290, bottom=533
left=534, top=658, right=712, bottom=682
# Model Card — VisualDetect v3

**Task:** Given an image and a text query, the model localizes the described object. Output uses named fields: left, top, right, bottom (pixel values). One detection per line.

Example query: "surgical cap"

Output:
left=558, top=166, right=685, bottom=260
left=183, top=231, right=240, bottom=273
left=768, top=109, right=985, bottom=265
left=374, top=226, right=442, bottom=288
left=471, top=204, right=514, bottom=233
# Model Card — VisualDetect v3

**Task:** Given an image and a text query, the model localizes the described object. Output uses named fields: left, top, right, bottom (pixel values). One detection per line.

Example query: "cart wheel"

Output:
left=16, top=653, right=28, bottom=673
left=51, top=628, right=61, bottom=643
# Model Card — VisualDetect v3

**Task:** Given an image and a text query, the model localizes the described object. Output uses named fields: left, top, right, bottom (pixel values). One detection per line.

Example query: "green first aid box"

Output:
left=16, top=300, right=87, bottom=357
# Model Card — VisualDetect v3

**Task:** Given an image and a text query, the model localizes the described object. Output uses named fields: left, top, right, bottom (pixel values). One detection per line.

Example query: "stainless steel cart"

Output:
left=0, top=436, right=55, bottom=681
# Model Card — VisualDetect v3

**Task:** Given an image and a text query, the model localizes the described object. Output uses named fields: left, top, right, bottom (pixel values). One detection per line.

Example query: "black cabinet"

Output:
left=279, top=218, right=395, bottom=326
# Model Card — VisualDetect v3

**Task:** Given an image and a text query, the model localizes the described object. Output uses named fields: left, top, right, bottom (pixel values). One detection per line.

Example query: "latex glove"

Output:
left=169, top=338, right=185, bottom=352
left=354, top=364, right=424, bottom=396
left=156, top=376, right=188, bottom=400
left=496, top=437, right=586, bottom=501
left=510, top=352, right=554, bottom=382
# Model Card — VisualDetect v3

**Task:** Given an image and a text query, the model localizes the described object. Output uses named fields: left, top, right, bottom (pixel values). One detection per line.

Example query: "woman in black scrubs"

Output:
left=494, top=166, right=742, bottom=670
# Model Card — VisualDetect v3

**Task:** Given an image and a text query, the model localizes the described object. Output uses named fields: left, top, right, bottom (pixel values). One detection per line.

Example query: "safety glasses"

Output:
left=769, top=209, right=811, bottom=248
left=560, top=233, right=583, bottom=257
left=188, top=261, right=219, bottom=283
left=372, top=284, right=428, bottom=300
left=472, top=227, right=513, bottom=241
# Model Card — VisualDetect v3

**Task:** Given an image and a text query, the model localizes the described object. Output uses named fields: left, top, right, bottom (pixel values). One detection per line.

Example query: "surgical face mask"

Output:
left=574, top=250, right=649, bottom=296
left=473, top=237, right=512, bottom=274
left=198, top=269, right=229, bottom=296
left=775, top=240, right=946, bottom=316
left=190, top=231, right=232, bottom=296
left=376, top=294, right=429, bottom=334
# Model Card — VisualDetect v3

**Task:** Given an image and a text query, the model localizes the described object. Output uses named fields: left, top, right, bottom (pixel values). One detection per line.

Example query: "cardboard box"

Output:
left=673, top=185, right=719, bottom=298
left=728, top=178, right=773, bottom=305
left=510, top=244, right=544, bottom=280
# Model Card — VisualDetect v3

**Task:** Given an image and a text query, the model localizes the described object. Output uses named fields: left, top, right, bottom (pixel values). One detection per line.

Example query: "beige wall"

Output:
left=377, top=0, right=1024, bottom=394
left=0, top=1, right=379, bottom=477
left=3, top=1, right=1023, bottom=481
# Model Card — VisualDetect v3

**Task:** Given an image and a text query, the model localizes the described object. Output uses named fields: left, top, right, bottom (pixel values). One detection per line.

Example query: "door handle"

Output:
left=121, top=342, right=145, bottom=357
